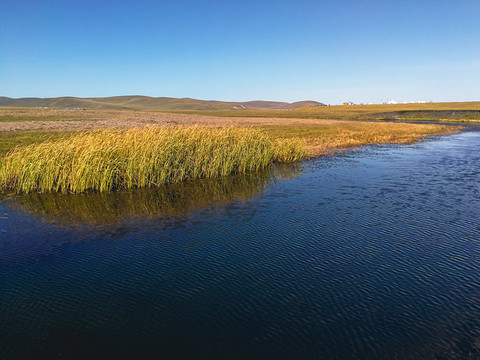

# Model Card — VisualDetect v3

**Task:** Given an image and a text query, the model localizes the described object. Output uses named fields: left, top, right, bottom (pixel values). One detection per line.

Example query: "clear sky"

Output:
left=1, top=0, right=479, bottom=104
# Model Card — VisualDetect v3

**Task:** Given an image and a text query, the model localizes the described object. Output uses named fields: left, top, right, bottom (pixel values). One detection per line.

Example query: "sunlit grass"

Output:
left=171, top=101, right=480, bottom=120
left=0, top=132, right=75, bottom=155
left=258, top=122, right=458, bottom=156
left=0, top=119, right=459, bottom=194
left=0, top=126, right=305, bottom=194
left=0, top=109, right=91, bottom=122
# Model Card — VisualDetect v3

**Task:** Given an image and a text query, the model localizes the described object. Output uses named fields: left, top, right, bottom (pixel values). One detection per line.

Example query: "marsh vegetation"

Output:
left=0, top=126, right=305, bottom=194
left=0, top=107, right=460, bottom=194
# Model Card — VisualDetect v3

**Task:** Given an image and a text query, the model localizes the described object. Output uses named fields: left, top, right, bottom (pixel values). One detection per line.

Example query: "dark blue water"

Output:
left=1, top=130, right=480, bottom=359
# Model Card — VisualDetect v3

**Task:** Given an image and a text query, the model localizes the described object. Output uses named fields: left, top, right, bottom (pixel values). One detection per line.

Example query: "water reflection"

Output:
left=2, top=131, right=480, bottom=358
left=2, top=163, right=301, bottom=227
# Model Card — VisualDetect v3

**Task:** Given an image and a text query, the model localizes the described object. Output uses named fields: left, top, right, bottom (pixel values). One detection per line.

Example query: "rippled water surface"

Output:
left=1, top=130, right=480, bottom=359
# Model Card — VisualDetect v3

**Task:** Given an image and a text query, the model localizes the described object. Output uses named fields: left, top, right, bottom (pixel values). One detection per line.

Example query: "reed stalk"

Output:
left=0, top=126, right=306, bottom=194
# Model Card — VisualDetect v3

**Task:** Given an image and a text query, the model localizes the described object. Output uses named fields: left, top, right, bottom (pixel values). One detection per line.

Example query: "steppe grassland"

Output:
left=0, top=107, right=459, bottom=194
left=174, top=101, right=480, bottom=120
left=0, top=107, right=459, bottom=154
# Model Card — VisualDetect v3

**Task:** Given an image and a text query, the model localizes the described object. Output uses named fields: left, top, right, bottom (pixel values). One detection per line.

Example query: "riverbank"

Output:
left=0, top=108, right=459, bottom=154
left=0, top=108, right=459, bottom=193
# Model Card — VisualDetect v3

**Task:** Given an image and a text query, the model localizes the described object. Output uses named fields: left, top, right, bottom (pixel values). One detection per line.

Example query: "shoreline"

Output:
left=0, top=108, right=460, bottom=155
left=0, top=109, right=461, bottom=194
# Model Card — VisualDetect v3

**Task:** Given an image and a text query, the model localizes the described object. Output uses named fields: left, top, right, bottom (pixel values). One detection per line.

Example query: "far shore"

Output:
left=0, top=108, right=460, bottom=157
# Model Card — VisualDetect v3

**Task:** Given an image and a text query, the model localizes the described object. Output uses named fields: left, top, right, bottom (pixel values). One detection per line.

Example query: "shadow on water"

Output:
left=1, top=163, right=302, bottom=228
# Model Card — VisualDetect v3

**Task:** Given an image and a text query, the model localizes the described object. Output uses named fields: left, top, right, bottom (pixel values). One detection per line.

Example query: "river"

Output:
left=1, top=127, right=479, bottom=359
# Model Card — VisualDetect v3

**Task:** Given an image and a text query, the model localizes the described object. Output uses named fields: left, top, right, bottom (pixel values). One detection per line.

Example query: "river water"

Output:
left=1, top=128, right=479, bottom=359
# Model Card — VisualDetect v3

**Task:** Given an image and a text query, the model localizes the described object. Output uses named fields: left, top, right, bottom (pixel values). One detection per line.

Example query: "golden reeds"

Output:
left=0, top=126, right=306, bottom=194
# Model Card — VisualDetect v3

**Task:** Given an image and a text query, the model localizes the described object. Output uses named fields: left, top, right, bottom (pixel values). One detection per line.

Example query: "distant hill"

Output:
left=0, top=96, right=325, bottom=111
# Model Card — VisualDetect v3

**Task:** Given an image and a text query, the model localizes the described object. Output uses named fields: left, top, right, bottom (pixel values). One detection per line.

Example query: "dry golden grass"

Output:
left=0, top=126, right=305, bottom=194
left=0, top=108, right=461, bottom=195
left=2, top=102, right=478, bottom=132
left=258, top=122, right=458, bottom=156
left=0, top=108, right=461, bottom=154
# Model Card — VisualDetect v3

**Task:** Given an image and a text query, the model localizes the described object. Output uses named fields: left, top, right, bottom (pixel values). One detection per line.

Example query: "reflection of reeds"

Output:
left=0, top=126, right=306, bottom=194
left=5, top=169, right=300, bottom=226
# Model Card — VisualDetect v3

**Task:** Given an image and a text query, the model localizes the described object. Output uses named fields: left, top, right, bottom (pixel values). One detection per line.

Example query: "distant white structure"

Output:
left=341, top=100, right=430, bottom=106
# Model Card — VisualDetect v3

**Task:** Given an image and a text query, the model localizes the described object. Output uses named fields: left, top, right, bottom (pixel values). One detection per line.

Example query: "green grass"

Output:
left=0, top=132, right=76, bottom=155
left=169, top=101, right=480, bottom=121
left=0, top=114, right=87, bottom=122
left=0, top=126, right=306, bottom=194
left=0, top=110, right=91, bottom=123
left=373, top=110, right=480, bottom=122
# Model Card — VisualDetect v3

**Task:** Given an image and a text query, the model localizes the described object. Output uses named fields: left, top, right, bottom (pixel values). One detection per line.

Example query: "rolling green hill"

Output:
left=0, top=96, right=325, bottom=111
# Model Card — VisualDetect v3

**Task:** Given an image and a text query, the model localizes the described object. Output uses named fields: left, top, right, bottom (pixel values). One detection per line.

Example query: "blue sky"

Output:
left=1, top=0, right=479, bottom=104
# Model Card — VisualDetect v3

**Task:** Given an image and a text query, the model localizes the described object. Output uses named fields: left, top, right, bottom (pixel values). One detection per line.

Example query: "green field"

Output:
left=171, top=101, right=480, bottom=121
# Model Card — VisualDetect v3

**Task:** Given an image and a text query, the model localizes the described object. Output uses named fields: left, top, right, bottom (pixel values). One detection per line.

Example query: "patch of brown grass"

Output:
left=257, top=122, right=458, bottom=156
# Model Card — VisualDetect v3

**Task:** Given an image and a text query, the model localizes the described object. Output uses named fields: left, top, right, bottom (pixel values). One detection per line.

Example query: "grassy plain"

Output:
left=0, top=105, right=464, bottom=154
left=0, top=105, right=463, bottom=193
left=172, top=101, right=480, bottom=121
left=257, top=122, right=457, bottom=156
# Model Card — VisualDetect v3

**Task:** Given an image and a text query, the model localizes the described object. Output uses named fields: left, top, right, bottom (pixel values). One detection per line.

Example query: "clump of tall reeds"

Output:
left=0, top=126, right=306, bottom=194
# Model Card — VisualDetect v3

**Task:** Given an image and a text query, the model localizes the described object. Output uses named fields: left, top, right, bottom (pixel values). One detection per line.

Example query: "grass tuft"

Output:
left=0, top=126, right=305, bottom=194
